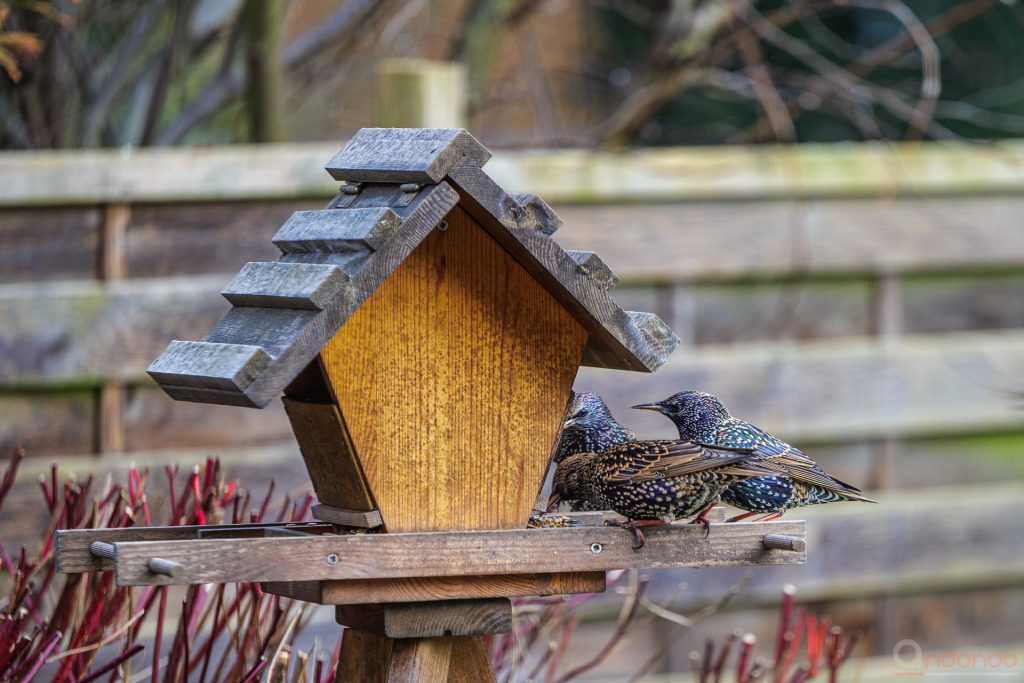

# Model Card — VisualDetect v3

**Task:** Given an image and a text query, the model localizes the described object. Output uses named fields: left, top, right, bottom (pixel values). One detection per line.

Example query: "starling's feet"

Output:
left=688, top=501, right=717, bottom=539
left=726, top=511, right=759, bottom=523
left=757, top=512, right=783, bottom=522
left=606, top=519, right=665, bottom=550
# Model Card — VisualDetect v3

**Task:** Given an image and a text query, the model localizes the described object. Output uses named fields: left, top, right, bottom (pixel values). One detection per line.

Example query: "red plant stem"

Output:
left=240, top=657, right=268, bottom=683
left=151, top=587, right=168, bottom=683
left=773, top=585, right=795, bottom=672
left=77, top=643, right=145, bottom=683
left=0, top=447, right=25, bottom=510
left=196, top=585, right=223, bottom=683
left=710, top=632, right=738, bottom=683
left=327, top=632, right=343, bottom=683
left=780, top=608, right=804, bottom=683
left=14, top=630, right=61, bottom=683
left=737, top=634, right=756, bottom=683
left=314, top=657, right=323, bottom=683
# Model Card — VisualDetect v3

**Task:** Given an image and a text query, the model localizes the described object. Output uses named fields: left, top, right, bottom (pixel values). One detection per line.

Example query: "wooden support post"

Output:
left=98, top=202, right=130, bottom=455
left=376, top=59, right=467, bottom=129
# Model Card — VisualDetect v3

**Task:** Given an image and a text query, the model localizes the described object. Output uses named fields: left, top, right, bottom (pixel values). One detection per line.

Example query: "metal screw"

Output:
left=326, top=553, right=340, bottom=565
left=590, top=542, right=603, bottom=554
left=437, top=220, right=448, bottom=232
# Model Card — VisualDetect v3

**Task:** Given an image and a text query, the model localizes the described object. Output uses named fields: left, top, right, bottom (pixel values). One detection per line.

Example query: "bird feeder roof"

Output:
left=148, top=128, right=680, bottom=408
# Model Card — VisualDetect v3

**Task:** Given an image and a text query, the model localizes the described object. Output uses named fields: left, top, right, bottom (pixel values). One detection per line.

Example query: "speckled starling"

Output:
left=549, top=439, right=771, bottom=548
left=553, top=392, right=635, bottom=464
left=633, top=391, right=875, bottom=521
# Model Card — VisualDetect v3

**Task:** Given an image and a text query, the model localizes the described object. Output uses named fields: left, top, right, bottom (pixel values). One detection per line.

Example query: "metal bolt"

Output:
left=437, top=220, right=448, bottom=232
left=399, top=183, right=422, bottom=193
left=326, top=553, right=340, bottom=565
left=590, top=542, right=603, bottom=554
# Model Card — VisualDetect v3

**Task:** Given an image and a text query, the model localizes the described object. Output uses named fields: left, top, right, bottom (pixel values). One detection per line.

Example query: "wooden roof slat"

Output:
left=325, top=128, right=491, bottom=183
left=221, top=262, right=348, bottom=311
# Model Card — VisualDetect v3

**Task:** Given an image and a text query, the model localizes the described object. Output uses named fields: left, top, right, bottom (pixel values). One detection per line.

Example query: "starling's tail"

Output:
left=838, top=489, right=877, bottom=503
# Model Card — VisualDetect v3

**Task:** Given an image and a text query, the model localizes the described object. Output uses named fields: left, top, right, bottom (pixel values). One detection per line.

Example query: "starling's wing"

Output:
left=600, top=440, right=760, bottom=485
left=723, top=419, right=865, bottom=494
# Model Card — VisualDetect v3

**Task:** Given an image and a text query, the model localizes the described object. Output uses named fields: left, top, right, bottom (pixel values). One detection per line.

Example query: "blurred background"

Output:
left=2, top=0, right=1024, bottom=680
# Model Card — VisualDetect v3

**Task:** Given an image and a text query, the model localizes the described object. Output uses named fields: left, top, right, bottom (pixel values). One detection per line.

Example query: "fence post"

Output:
left=375, top=59, right=467, bottom=128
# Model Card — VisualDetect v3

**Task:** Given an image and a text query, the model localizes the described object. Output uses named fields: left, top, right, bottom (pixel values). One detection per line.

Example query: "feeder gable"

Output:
left=148, top=128, right=681, bottom=408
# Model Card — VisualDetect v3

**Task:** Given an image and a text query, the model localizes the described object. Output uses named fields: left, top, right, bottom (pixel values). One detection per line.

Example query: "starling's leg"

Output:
left=726, top=511, right=759, bottom=523
left=688, top=501, right=717, bottom=539
left=757, top=512, right=783, bottom=522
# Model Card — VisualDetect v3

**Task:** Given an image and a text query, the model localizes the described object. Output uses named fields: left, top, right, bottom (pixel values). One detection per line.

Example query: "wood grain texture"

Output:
left=282, top=399, right=376, bottom=512
left=8, top=141, right=1024, bottom=207
left=446, top=157, right=679, bottom=372
left=272, top=208, right=402, bottom=253
left=0, top=391, right=96, bottom=457
left=99, top=520, right=805, bottom=585
left=446, top=637, right=496, bottom=683
left=148, top=340, right=271, bottom=393
left=567, top=250, right=619, bottom=290
left=325, top=128, right=490, bottom=184
left=584, top=331, right=1024, bottom=444
left=262, top=572, right=606, bottom=604
left=553, top=196, right=1024, bottom=281
left=221, top=261, right=348, bottom=310
left=336, top=599, right=512, bottom=637
left=321, top=205, right=587, bottom=532
left=335, top=629, right=392, bottom=683
left=0, top=276, right=228, bottom=387
left=56, top=521, right=332, bottom=573
left=384, top=636, right=452, bottom=683
left=0, top=207, right=100, bottom=282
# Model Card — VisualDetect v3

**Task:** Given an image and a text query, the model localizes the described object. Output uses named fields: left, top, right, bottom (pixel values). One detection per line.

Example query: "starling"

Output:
left=553, top=392, right=635, bottom=463
left=549, top=439, right=771, bottom=548
left=633, top=391, right=875, bottom=521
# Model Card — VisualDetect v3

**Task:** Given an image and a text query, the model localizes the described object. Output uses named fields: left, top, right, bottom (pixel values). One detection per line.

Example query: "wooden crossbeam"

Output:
left=56, top=520, right=805, bottom=586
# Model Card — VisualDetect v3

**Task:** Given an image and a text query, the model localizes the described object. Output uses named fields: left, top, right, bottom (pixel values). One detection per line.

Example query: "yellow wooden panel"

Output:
left=320, top=205, right=586, bottom=532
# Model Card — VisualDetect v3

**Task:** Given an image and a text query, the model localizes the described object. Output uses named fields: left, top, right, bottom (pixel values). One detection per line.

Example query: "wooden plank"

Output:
left=0, top=391, right=96, bottom=457
left=263, top=572, right=606, bottom=604
left=320, top=205, right=588, bottom=532
left=7, top=141, right=1024, bottom=206
left=336, top=599, right=511, bottom=637
left=903, top=273, right=1024, bottom=334
left=56, top=521, right=334, bottom=573
left=282, top=399, right=377, bottom=513
left=446, top=157, right=679, bottom=372
left=325, top=128, right=490, bottom=184
left=0, top=207, right=100, bottom=282
left=585, top=330, right=1024, bottom=444
left=0, top=276, right=228, bottom=388
left=98, top=383, right=125, bottom=454
left=553, top=196, right=1024, bottom=281
left=124, top=384, right=292, bottom=452
left=221, top=262, right=348, bottom=310
left=384, top=636, right=452, bottom=683
left=446, top=637, right=496, bottom=683
left=98, top=520, right=805, bottom=585
left=127, top=200, right=307, bottom=278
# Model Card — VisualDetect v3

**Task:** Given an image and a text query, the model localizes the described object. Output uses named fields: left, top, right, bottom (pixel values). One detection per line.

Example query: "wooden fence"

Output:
left=2, top=140, right=1024, bottom=661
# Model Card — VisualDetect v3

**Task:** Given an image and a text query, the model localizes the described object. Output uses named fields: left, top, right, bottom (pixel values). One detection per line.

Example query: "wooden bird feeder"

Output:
left=56, top=128, right=806, bottom=682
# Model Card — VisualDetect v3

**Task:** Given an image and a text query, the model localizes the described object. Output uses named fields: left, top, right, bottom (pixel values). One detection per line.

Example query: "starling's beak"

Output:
left=562, top=416, right=580, bottom=429
left=546, top=491, right=562, bottom=513
left=631, top=402, right=666, bottom=413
